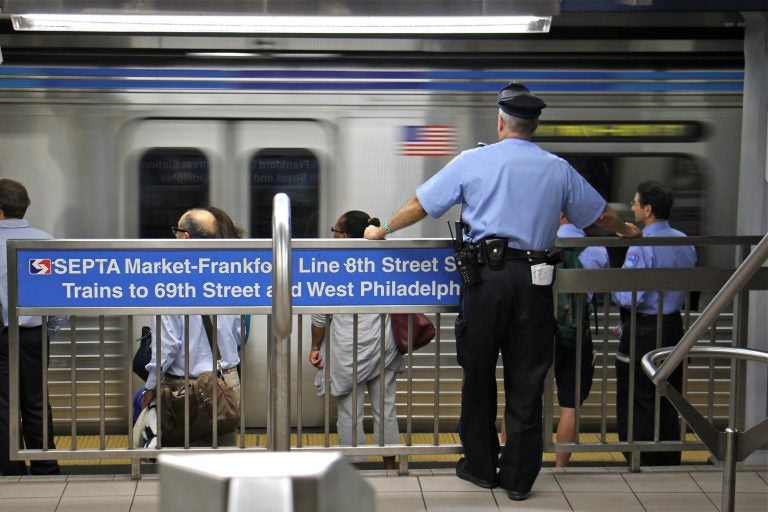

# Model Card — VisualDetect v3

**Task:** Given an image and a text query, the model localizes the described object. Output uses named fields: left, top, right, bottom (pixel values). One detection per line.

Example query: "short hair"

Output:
left=498, top=109, right=538, bottom=137
left=637, top=181, right=673, bottom=220
left=179, top=208, right=220, bottom=239
left=0, top=179, right=31, bottom=219
left=338, top=210, right=380, bottom=239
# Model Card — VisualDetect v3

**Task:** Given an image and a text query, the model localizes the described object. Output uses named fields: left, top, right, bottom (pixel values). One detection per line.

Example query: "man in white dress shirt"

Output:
left=140, top=209, right=241, bottom=445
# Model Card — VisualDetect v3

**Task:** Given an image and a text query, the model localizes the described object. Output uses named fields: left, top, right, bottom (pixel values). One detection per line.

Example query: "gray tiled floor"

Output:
left=0, top=465, right=765, bottom=512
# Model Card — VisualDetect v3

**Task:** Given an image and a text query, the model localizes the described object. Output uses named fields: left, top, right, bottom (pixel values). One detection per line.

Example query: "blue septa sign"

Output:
left=17, top=247, right=461, bottom=308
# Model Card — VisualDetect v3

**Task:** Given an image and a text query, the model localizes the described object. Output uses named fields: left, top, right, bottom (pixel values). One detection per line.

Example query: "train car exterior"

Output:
left=0, top=31, right=746, bottom=430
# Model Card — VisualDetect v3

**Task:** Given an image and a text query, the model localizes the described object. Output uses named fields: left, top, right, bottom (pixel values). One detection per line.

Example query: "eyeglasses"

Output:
left=170, top=226, right=189, bottom=236
left=330, top=226, right=346, bottom=235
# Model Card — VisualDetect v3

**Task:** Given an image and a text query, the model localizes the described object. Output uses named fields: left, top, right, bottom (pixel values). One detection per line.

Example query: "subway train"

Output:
left=0, top=23, right=746, bottom=431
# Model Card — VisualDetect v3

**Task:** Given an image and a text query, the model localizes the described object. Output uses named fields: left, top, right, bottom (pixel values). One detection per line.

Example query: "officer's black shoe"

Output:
left=455, top=457, right=498, bottom=489
left=506, top=490, right=529, bottom=501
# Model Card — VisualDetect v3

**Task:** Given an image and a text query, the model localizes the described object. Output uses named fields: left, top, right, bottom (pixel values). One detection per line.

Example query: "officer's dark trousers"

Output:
left=456, top=259, right=554, bottom=493
left=616, top=312, right=683, bottom=466
left=0, top=326, right=60, bottom=475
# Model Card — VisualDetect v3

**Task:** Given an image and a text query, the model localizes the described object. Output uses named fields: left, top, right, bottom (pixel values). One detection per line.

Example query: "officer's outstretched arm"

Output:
left=595, top=205, right=642, bottom=238
left=364, top=195, right=428, bottom=240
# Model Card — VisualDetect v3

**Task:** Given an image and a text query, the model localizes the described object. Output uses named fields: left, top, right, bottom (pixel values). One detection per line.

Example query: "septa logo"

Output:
left=29, top=259, right=52, bottom=275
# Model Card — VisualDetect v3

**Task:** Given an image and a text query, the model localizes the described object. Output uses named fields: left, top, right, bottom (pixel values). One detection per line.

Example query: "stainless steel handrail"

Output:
left=271, top=193, right=292, bottom=451
left=640, top=231, right=768, bottom=512
left=642, top=345, right=768, bottom=512
left=272, top=193, right=293, bottom=340
left=651, top=232, right=768, bottom=385
left=642, top=346, right=768, bottom=380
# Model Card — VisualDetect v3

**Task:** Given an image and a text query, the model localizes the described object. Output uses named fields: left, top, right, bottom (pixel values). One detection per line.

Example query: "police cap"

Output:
left=497, top=82, right=546, bottom=119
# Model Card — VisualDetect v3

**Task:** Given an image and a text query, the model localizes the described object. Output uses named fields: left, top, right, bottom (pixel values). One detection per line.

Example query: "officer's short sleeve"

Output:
left=562, top=166, right=606, bottom=229
left=416, top=154, right=464, bottom=219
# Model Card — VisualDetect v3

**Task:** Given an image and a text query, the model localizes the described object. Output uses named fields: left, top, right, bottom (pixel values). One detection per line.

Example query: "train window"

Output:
left=563, top=153, right=704, bottom=238
left=139, top=148, right=209, bottom=239
left=250, top=149, right=319, bottom=238
left=535, top=122, right=702, bottom=142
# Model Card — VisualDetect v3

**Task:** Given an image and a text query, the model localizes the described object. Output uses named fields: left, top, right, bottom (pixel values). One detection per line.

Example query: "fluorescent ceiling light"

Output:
left=11, top=14, right=551, bottom=34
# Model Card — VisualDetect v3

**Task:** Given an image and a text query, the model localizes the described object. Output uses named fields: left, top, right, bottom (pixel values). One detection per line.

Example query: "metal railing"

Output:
left=6, top=200, right=765, bottom=483
left=547, top=235, right=765, bottom=471
left=641, top=232, right=768, bottom=512
left=271, top=193, right=292, bottom=452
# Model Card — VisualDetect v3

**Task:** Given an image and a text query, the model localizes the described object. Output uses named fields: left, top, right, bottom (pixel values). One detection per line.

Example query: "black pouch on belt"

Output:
left=545, top=249, right=562, bottom=266
left=454, top=244, right=482, bottom=286
left=483, top=237, right=507, bottom=270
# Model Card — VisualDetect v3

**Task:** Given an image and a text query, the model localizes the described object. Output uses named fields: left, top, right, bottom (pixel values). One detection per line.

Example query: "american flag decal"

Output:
left=399, top=125, right=457, bottom=157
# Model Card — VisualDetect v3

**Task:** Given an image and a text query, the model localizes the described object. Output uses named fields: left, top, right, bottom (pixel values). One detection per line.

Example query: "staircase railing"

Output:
left=641, top=231, right=768, bottom=512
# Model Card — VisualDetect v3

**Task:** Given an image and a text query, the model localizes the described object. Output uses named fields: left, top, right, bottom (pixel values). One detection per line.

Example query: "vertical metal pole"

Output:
left=600, top=293, right=609, bottom=443
left=322, top=318, right=331, bottom=447
left=296, top=314, right=303, bottom=448
left=732, top=244, right=751, bottom=432
left=721, top=428, right=737, bottom=512
left=351, top=314, right=359, bottom=449
left=378, top=314, right=386, bottom=449
left=239, top=315, right=247, bottom=448
left=128, top=319, right=141, bottom=480
left=629, top=293, right=640, bottom=472
left=271, top=193, right=292, bottom=451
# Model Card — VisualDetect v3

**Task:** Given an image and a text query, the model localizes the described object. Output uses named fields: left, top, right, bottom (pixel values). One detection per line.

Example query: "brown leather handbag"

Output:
left=390, top=313, right=436, bottom=354
left=160, top=316, right=240, bottom=445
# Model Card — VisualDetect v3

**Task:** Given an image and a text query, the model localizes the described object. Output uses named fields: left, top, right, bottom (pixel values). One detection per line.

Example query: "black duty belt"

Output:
left=506, top=248, right=548, bottom=260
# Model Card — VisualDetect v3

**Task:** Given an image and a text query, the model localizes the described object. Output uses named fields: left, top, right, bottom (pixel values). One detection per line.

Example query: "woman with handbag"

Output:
left=309, top=210, right=405, bottom=469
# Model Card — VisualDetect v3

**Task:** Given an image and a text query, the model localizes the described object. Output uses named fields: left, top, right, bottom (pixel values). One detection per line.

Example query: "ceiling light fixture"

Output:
left=11, top=14, right=551, bottom=34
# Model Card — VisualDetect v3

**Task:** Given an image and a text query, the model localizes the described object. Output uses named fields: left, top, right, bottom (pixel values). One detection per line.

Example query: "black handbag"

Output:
left=132, top=326, right=152, bottom=381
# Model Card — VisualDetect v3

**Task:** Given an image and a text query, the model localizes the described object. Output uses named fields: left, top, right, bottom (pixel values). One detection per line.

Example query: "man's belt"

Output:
left=167, top=366, right=238, bottom=379
left=621, top=308, right=682, bottom=320
left=635, top=311, right=681, bottom=319
left=506, top=248, right=548, bottom=260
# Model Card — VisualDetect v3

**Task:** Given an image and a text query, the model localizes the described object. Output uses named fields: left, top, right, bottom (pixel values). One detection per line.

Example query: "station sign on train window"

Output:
left=534, top=122, right=702, bottom=142
left=139, top=148, right=208, bottom=239
left=250, top=149, right=319, bottom=239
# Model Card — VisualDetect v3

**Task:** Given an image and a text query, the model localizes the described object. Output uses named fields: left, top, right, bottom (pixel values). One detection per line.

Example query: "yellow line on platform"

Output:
left=52, top=432, right=710, bottom=465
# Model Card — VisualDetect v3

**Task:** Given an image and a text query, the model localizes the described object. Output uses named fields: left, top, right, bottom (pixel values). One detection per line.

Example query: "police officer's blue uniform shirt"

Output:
left=612, top=220, right=697, bottom=315
left=416, top=138, right=606, bottom=251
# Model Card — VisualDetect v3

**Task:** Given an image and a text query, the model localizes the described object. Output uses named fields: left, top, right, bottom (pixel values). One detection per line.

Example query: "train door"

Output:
left=122, top=119, right=326, bottom=239
left=121, top=118, right=331, bottom=427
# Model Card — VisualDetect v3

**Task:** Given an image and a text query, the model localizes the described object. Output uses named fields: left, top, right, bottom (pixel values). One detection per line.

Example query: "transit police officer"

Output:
left=365, top=82, right=641, bottom=501
left=612, top=181, right=697, bottom=466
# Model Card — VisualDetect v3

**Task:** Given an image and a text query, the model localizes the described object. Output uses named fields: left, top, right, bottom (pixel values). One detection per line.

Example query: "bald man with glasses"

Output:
left=140, top=208, right=241, bottom=445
